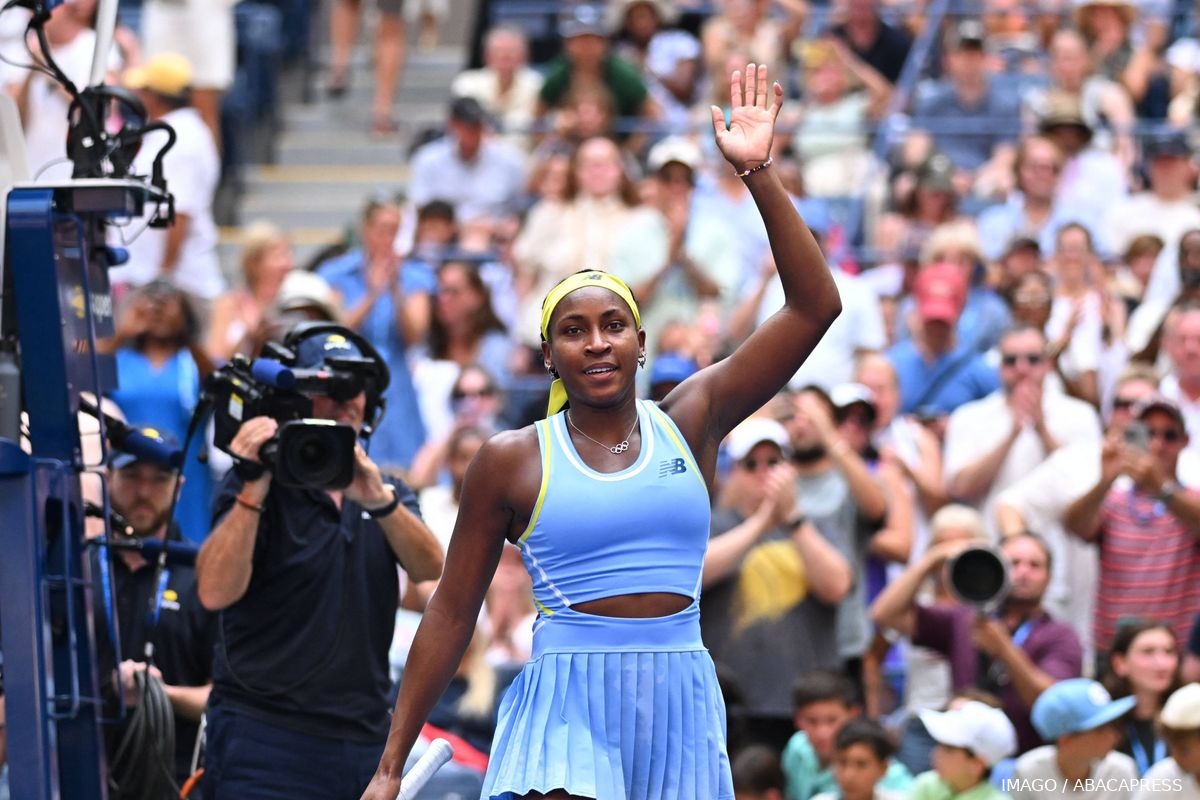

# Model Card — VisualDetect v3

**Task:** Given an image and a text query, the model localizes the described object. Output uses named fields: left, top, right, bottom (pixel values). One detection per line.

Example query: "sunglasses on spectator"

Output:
left=1146, top=427, right=1185, bottom=444
left=452, top=386, right=496, bottom=401
left=1024, top=160, right=1061, bottom=174
left=1013, top=291, right=1049, bottom=306
left=1112, top=397, right=1140, bottom=411
left=741, top=457, right=782, bottom=471
left=1001, top=352, right=1044, bottom=367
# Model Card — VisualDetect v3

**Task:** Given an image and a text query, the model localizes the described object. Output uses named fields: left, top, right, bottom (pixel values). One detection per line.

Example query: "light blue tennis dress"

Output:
left=481, top=399, right=734, bottom=800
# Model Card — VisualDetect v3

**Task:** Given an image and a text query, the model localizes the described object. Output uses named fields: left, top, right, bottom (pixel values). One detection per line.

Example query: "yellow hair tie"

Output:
left=540, top=270, right=641, bottom=417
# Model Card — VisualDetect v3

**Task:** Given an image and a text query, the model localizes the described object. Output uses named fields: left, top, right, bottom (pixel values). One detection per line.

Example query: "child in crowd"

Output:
left=1013, top=677, right=1138, bottom=799
left=1135, top=683, right=1200, bottom=799
left=910, top=701, right=1017, bottom=800
left=735, top=744, right=787, bottom=800
left=812, top=718, right=911, bottom=800
left=783, top=670, right=912, bottom=800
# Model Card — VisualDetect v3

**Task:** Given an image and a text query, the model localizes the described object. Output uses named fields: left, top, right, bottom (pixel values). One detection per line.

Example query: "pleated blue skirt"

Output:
left=481, top=602, right=734, bottom=800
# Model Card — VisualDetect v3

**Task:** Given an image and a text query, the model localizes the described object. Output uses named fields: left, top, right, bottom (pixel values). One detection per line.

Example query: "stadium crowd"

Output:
left=8, top=0, right=1200, bottom=796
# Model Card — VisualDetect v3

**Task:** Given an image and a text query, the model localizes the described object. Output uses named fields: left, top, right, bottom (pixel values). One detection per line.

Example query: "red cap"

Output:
left=915, top=262, right=968, bottom=323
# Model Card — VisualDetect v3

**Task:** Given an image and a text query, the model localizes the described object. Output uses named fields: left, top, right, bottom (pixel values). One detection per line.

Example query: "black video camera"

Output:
left=204, top=326, right=389, bottom=489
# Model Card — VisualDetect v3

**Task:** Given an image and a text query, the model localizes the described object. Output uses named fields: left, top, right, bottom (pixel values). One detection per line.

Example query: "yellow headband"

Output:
left=540, top=270, right=641, bottom=416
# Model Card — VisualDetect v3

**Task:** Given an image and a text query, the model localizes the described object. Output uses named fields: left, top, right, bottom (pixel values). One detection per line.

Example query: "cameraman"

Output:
left=870, top=531, right=1082, bottom=755
left=194, top=326, right=443, bottom=799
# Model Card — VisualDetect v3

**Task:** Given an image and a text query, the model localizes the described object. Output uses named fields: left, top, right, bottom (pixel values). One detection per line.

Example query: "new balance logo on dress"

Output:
left=659, top=458, right=687, bottom=477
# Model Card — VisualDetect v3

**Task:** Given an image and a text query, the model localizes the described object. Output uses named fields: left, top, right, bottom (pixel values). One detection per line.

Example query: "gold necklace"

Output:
left=566, top=410, right=639, bottom=454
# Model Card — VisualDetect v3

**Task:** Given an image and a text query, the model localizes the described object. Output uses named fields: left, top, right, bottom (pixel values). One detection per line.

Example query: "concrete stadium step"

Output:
left=218, top=23, right=466, bottom=281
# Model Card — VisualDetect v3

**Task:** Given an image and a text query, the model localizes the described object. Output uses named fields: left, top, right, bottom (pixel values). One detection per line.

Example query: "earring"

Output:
left=547, top=365, right=560, bottom=378
left=638, top=353, right=646, bottom=368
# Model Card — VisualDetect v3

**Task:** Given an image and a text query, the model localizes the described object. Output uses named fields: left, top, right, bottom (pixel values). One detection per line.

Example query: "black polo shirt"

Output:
left=92, top=530, right=216, bottom=781
left=208, top=472, right=422, bottom=743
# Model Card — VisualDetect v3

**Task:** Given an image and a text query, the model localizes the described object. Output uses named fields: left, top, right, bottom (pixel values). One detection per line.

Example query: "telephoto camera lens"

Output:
left=947, top=546, right=1010, bottom=611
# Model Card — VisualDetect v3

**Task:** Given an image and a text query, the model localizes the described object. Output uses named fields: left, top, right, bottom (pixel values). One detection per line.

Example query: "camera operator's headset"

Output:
left=282, top=322, right=391, bottom=440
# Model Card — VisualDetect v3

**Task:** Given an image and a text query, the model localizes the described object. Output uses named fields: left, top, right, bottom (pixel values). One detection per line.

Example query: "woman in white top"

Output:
left=790, top=38, right=891, bottom=198
left=205, top=222, right=294, bottom=363
left=512, top=137, right=654, bottom=347
left=1045, top=222, right=1126, bottom=409
left=19, top=0, right=121, bottom=182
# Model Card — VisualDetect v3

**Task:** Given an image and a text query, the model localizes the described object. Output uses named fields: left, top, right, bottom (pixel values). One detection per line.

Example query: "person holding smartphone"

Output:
left=1065, top=395, right=1200, bottom=655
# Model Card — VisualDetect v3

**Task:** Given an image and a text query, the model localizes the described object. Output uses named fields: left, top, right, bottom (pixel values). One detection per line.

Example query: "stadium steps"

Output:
left=217, top=0, right=471, bottom=279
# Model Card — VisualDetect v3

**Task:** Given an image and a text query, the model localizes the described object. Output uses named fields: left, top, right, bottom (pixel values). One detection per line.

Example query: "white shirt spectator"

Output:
left=642, top=29, right=701, bottom=135
left=944, top=388, right=1102, bottom=540
left=609, top=200, right=741, bottom=362
left=1012, top=745, right=1138, bottom=799
left=903, top=642, right=953, bottom=713
left=813, top=790, right=905, bottom=800
left=407, top=135, right=526, bottom=223
left=1127, top=198, right=1200, bottom=309
left=1133, top=757, right=1200, bottom=800
left=411, top=358, right=461, bottom=447
left=451, top=66, right=543, bottom=144
left=1054, top=148, right=1128, bottom=256
left=1046, top=291, right=1104, bottom=388
left=142, top=0, right=235, bottom=89
left=756, top=268, right=886, bottom=392
left=25, top=31, right=121, bottom=182
left=109, top=106, right=224, bottom=300
left=1127, top=296, right=1173, bottom=357
left=0, top=8, right=29, bottom=99
left=1159, top=373, right=1200, bottom=470
left=417, top=482, right=459, bottom=554
left=994, top=441, right=1104, bottom=655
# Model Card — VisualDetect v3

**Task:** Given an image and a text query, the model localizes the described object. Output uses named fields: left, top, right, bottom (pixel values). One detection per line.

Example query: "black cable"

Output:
left=107, top=669, right=178, bottom=800
left=0, top=4, right=57, bottom=83
left=2, top=0, right=161, bottom=182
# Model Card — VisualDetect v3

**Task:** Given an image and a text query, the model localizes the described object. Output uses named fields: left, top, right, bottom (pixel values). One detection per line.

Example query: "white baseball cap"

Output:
left=725, top=418, right=791, bottom=462
left=920, top=702, right=1017, bottom=767
left=647, top=136, right=703, bottom=174
left=1162, top=684, right=1200, bottom=730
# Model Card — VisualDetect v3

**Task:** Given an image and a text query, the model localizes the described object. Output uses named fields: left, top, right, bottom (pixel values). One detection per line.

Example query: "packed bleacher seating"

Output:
left=8, top=0, right=1200, bottom=795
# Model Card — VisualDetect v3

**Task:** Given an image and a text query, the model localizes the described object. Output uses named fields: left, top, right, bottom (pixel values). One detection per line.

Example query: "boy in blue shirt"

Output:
left=783, top=670, right=912, bottom=799
left=813, top=718, right=912, bottom=800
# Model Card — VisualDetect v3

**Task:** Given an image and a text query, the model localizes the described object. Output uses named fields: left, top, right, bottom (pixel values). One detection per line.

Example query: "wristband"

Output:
left=366, top=486, right=400, bottom=518
left=734, top=157, right=773, bottom=178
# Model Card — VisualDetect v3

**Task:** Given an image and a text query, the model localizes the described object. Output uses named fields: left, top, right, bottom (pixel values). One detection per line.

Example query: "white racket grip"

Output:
left=395, top=738, right=454, bottom=800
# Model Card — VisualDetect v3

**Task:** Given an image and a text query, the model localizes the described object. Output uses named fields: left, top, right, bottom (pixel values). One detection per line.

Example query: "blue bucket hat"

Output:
left=1031, top=679, right=1136, bottom=741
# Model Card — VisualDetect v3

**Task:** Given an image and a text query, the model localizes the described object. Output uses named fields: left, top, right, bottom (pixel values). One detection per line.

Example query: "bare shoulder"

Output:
left=466, top=424, right=544, bottom=538
left=477, top=424, right=541, bottom=466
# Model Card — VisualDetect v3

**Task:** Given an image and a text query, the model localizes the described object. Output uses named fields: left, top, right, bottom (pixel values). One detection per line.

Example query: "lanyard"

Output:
left=983, top=618, right=1035, bottom=689
left=1128, top=722, right=1166, bottom=776
left=1011, top=619, right=1034, bottom=648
